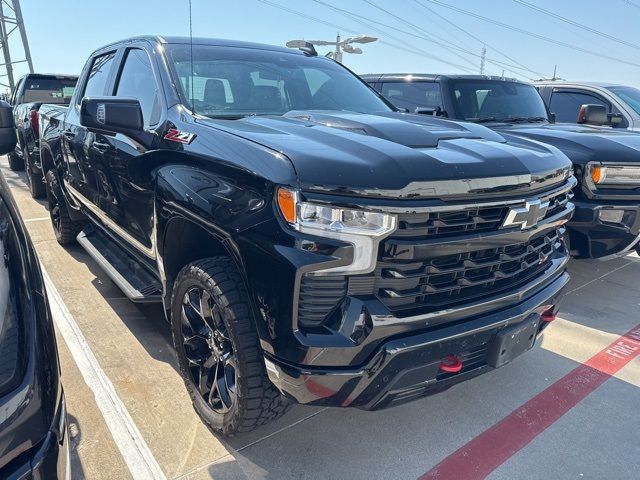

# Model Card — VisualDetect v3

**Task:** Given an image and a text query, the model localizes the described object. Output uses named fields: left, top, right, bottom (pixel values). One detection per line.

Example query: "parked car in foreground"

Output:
left=40, top=36, right=575, bottom=435
left=363, top=74, right=640, bottom=259
left=8, top=73, right=78, bottom=198
left=535, top=80, right=640, bottom=131
left=0, top=101, right=70, bottom=479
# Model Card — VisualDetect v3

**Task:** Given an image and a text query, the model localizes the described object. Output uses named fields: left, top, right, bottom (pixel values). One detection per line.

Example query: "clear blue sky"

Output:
left=13, top=0, right=640, bottom=88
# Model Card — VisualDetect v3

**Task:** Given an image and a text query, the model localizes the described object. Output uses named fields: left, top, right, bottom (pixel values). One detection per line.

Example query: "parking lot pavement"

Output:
left=2, top=156, right=639, bottom=480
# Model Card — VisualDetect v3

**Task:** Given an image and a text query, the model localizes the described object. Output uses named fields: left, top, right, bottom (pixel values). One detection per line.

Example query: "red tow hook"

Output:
left=439, top=354, right=463, bottom=373
left=541, top=306, right=557, bottom=323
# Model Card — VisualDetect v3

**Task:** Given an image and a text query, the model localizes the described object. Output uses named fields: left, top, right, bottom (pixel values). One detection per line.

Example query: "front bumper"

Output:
left=568, top=197, right=640, bottom=258
left=264, top=268, right=569, bottom=409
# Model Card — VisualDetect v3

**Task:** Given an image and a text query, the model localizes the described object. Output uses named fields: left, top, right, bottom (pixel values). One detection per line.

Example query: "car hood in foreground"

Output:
left=199, top=111, right=572, bottom=200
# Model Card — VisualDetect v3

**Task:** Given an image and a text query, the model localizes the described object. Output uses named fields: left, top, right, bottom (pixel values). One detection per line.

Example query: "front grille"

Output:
left=376, top=229, right=564, bottom=315
left=393, top=188, right=571, bottom=240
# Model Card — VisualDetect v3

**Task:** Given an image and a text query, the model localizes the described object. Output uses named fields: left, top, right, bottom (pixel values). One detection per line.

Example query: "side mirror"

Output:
left=0, top=100, right=16, bottom=155
left=548, top=112, right=556, bottom=123
left=415, top=106, right=443, bottom=116
left=577, top=104, right=607, bottom=126
left=608, top=112, right=623, bottom=126
left=80, top=97, right=143, bottom=135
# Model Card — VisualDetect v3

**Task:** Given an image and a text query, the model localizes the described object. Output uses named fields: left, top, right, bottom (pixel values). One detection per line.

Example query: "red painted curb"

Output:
left=420, top=324, right=640, bottom=480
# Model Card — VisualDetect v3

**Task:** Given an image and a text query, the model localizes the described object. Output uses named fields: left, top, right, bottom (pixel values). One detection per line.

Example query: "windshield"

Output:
left=22, top=77, right=77, bottom=104
left=166, top=44, right=391, bottom=118
left=449, top=80, right=549, bottom=122
left=606, top=85, right=640, bottom=116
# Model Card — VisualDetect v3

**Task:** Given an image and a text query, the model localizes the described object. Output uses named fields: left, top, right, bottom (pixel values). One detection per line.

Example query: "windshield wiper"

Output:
left=465, top=116, right=497, bottom=123
left=505, top=116, right=548, bottom=123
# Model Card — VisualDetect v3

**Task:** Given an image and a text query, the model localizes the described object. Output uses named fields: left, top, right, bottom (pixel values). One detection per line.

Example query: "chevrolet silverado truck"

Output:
left=364, top=74, right=640, bottom=259
left=39, top=37, right=575, bottom=435
left=535, top=80, right=640, bottom=131
left=8, top=73, right=77, bottom=198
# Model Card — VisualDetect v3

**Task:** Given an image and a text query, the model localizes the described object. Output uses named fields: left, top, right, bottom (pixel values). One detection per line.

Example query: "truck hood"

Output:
left=198, top=111, right=572, bottom=200
left=494, top=122, right=640, bottom=166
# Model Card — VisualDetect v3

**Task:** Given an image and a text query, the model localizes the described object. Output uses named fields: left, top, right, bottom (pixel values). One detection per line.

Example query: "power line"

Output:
left=254, top=0, right=476, bottom=72
left=313, top=0, right=538, bottom=79
left=513, top=0, right=640, bottom=51
left=424, top=0, right=640, bottom=69
left=358, top=0, right=480, bottom=71
left=412, top=0, right=547, bottom=78
left=621, top=0, right=640, bottom=10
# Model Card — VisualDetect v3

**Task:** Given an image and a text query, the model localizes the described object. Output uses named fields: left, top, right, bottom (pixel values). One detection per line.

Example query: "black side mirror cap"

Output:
left=548, top=112, right=556, bottom=123
left=577, top=104, right=607, bottom=126
left=80, top=97, right=143, bottom=135
left=0, top=100, right=16, bottom=155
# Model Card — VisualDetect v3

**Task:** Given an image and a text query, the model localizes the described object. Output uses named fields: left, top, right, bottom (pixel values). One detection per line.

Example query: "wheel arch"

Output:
left=160, top=216, right=247, bottom=309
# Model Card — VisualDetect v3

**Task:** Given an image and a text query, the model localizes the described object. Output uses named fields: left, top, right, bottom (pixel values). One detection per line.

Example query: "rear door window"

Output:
left=83, top=52, right=117, bottom=98
left=550, top=91, right=610, bottom=123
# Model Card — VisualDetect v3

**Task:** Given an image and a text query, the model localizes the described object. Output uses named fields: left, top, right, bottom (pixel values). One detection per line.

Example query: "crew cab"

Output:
left=535, top=80, right=640, bottom=131
left=363, top=74, right=640, bottom=259
left=0, top=101, right=70, bottom=479
left=8, top=73, right=78, bottom=198
left=39, top=37, right=574, bottom=435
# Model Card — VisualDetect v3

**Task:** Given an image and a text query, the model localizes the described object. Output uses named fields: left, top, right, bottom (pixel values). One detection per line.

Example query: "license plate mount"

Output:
left=487, top=314, right=540, bottom=368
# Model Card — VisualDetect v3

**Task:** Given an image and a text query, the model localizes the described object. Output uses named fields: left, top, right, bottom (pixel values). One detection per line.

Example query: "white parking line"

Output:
left=41, top=265, right=167, bottom=480
left=23, top=216, right=51, bottom=223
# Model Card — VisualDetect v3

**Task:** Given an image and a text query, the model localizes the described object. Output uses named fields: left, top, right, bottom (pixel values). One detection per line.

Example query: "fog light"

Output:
left=599, top=209, right=624, bottom=224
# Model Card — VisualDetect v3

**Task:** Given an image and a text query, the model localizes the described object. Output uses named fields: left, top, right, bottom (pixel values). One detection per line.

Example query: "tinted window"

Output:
left=550, top=91, right=609, bottom=123
left=115, top=49, right=161, bottom=126
left=83, top=52, right=117, bottom=98
left=449, top=80, right=549, bottom=121
left=380, top=81, right=442, bottom=112
left=0, top=197, right=26, bottom=396
left=166, top=45, right=391, bottom=118
left=22, top=77, right=77, bottom=104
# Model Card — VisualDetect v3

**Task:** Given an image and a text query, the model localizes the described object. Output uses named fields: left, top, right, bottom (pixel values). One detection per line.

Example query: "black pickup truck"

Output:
left=0, top=102, right=70, bottom=479
left=8, top=73, right=77, bottom=198
left=39, top=37, right=574, bottom=435
left=363, top=74, right=640, bottom=259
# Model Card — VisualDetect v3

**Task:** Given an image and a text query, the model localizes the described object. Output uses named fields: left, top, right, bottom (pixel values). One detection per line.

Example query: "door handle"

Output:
left=92, top=141, right=111, bottom=153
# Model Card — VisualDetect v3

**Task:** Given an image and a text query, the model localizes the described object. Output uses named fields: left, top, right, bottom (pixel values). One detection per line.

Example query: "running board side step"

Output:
left=77, top=225, right=162, bottom=303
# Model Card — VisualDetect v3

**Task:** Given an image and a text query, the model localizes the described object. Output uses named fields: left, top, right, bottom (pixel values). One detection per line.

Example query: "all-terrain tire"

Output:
left=45, top=170, right=86, bottom=245
left=171, top=257, right=289, bottom=436
left=7, top=150, right=24, bottom=171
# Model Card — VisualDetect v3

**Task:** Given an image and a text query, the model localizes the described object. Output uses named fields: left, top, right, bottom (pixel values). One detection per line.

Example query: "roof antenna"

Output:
left=188, top=0, right=195, bottom=115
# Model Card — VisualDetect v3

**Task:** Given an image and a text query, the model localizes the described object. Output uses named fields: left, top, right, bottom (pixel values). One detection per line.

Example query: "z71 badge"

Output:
left=163, top=128, right=196, bottom=144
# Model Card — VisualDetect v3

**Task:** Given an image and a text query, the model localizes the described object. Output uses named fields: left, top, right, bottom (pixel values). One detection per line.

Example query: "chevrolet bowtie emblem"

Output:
left=502, top=199, right=550, bottom=230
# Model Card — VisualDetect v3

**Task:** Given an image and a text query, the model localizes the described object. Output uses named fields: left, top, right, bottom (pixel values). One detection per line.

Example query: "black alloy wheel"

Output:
left=181, top=286, right=238, bottom=414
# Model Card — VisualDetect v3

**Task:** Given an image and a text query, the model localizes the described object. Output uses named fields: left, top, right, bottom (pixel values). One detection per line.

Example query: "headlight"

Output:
left=589, top=164, right=640, bottom=186
left=276, top=187, right=397, bottom=274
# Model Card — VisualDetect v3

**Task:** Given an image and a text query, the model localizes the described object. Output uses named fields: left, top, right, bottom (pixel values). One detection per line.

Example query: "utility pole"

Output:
left=479, top=46, right=486, bottom=75
left=286, top=34, right=378, bottom=64
left=0, top=0, right=33, bottom=92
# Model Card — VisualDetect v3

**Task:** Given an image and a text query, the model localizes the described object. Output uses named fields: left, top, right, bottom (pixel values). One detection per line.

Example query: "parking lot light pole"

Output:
left=286, top=34, right=377, bottom=64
